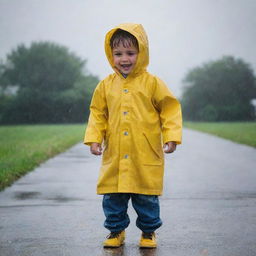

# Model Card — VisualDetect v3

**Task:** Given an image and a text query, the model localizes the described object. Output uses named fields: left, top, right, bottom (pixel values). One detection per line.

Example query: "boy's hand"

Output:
left=163, top=141, right=176, bottom=153
left=90, top=142, right=102, bottom=155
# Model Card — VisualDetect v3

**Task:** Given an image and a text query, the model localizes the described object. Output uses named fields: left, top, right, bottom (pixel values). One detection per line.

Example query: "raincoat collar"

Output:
left=105, top=23, right=149, bottom=79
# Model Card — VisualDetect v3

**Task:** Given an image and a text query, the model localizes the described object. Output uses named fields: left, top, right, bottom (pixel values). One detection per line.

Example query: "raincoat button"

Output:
left=124, top=154, right=129, bottom=159
left=124, top=131, right=128, bottom=136
left=123, top=111, right=128, bottom=115
left=123, top=89, right=129, bottom=93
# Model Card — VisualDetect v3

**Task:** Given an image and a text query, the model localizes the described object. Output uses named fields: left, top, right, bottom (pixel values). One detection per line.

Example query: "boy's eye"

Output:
left=127, top=51, right=137, bottom=56
left=114, top=53, right=121, bottom=56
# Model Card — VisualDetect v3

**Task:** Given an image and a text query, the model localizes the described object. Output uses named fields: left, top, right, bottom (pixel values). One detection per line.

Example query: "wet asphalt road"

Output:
left=0, top=128, right=256, bottom=256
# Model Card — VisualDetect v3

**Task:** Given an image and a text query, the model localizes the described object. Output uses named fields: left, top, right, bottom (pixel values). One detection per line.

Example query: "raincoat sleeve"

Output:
left=84, top=81, right=108, bottom=146
left=153, top=76, right=182, bottom=145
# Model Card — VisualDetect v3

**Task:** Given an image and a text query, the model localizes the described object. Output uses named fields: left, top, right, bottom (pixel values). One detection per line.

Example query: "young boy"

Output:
left=84, top=23, right=182, bottom=248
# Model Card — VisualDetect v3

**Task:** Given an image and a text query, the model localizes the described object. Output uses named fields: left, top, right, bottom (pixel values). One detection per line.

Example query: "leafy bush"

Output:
left=181, top=56, right=256, bottom=121
left=0, top=42, right=99, bottom=124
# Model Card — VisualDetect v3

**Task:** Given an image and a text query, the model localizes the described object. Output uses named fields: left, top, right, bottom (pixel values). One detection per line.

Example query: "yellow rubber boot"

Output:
left=139, top=232, right=157, bottom=248
left=103, top=230, right=125, bottom=248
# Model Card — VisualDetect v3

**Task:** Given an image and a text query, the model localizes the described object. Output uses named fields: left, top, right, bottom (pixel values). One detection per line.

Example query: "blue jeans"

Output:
left=102, top=193, right=162, bottom=233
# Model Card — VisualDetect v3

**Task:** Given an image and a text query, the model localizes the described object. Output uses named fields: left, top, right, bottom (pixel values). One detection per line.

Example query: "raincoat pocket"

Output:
left=142, top=132, right=163, bottom=166
left=102, top=132, right=112, bottom=164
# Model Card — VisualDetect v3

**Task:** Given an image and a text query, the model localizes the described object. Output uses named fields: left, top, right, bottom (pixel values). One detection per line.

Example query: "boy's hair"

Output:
left=110, top=29, right=139, bottom=50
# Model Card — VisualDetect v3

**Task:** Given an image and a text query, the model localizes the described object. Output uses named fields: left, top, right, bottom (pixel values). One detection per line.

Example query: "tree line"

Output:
left=181, top=56, right=256, bottom=121
left=0, top=42, right=255, bottom=124
left=0, top=42, right=99, bottom=124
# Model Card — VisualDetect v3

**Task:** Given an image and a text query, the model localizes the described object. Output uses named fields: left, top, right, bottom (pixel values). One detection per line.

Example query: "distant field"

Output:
left=0, top=124, right=85, bottom=190
left=184, top=122, right=256, bottom=147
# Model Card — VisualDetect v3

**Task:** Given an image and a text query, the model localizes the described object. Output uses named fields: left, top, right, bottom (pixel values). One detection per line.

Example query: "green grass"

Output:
left=184, top=121, right=256, bottom=147
left=0, top=124, right=86, bottom=190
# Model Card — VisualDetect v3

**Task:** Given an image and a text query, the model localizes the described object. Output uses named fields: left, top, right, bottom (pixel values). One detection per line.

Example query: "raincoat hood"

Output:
left=105, top=23, right=149, bottom=77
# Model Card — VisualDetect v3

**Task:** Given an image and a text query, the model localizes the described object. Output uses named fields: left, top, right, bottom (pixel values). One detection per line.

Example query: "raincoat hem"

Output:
left=97, top=188, right=162, bottom=196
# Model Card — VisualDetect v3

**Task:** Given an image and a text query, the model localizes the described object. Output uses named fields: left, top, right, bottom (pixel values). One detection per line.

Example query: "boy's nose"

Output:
left=121, top=55, right=129, bottom=62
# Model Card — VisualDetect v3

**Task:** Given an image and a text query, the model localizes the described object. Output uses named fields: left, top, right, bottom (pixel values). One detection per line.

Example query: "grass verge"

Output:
left=184, top=121, right=256, bottom=148
left=0, top=124, right=85, bottom=190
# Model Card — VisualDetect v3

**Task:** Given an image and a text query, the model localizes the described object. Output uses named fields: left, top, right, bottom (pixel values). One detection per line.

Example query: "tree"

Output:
left=181, top=56, right=256, bottom=121
left=0, top=42, right=99, bottom=124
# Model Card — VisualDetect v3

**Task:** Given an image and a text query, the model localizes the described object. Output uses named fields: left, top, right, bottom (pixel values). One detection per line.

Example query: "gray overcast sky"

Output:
left=0, top=0, right=256, bottom=96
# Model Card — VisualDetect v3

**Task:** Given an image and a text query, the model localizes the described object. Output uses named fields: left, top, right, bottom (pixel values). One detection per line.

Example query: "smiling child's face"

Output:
left=112, top=42, right=138, bottom=76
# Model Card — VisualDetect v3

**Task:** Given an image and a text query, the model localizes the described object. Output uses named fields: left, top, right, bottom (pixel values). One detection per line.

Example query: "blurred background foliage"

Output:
left=0, top=41, right=99, bottom=124
left=0, top=42, right=255, bottom=124
left=181, top=56, right=256, bottom=121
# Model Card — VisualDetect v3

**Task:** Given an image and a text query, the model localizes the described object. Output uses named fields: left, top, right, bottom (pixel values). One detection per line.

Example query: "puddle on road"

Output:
left=45, top=195, right=85, bottom=203
left=101, top=246, right=157, bottom=256
left=102, top=247, right=125, bottom=256
left=13, top=191, right=84, bottom=203
left=14, top=191, right=41, bottom=200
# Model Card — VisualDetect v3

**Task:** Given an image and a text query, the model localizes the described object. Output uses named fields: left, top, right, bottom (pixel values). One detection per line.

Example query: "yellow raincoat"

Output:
left=84, top=23, right=182, bottom=195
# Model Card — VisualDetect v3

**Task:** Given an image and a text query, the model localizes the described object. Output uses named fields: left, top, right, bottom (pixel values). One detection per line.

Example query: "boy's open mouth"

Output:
left=121, top=64, right=132, bottom=68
